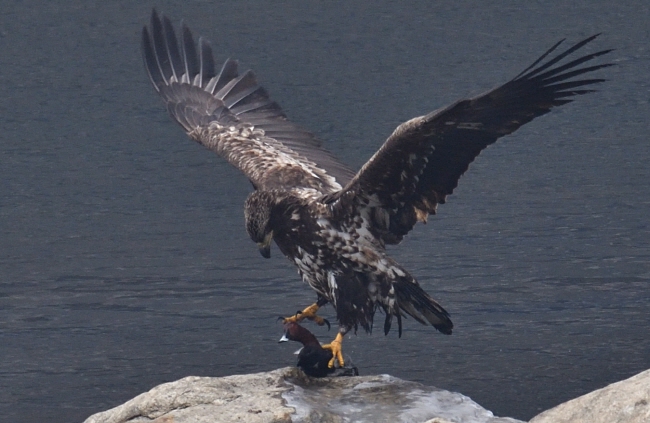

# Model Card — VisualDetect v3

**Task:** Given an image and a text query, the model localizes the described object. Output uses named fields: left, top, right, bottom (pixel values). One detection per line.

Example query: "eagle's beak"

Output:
left=258, top=244, right=271, bottom=259
left=257, top=231, right=273, bottom=259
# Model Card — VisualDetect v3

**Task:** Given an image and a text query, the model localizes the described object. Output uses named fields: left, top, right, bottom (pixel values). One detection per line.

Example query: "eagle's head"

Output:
left=244, top=191, right=276, bottom=258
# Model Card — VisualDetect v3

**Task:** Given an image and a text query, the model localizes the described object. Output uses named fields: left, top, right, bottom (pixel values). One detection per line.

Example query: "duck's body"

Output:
left=280, top=322, right=358, bottom=377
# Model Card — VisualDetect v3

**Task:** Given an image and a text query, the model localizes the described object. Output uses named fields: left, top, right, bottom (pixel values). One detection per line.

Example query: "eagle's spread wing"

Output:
left=142, top=10, right=355, bottom=192
left=330, top=35, right=613, bottom=244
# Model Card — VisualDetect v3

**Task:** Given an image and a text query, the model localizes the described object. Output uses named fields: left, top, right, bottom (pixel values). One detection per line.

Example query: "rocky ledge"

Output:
left=84, top=367, right=649, bottom=423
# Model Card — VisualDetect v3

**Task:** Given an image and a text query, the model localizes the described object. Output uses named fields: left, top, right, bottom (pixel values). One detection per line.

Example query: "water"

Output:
left=1, top=1, right=649, bottom=422
left=283, top=374, right=522, bottom=423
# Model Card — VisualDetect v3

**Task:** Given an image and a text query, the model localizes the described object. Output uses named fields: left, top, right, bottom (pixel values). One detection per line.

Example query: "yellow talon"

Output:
left=283, top=302, right=330, bottom=328
left=322, top=332, right=345, bottom=368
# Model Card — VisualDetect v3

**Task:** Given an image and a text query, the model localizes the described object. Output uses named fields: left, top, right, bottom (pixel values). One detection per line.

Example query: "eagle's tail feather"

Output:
left=393, top=280, right=453, bottom=335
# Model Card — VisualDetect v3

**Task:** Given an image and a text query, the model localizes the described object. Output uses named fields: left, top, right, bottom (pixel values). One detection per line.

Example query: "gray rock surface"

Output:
left=83, top=369, right=294, bottom=423
left=84, top=367, right=650, bottom=423
left=83, top=367, right=523, bottom=423
left=529, top=368, right=650, bottom=423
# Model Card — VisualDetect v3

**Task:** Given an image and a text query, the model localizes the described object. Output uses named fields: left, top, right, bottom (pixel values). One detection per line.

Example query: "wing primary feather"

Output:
left=161, top=14, right=183, bottom=83
left=553, top=89, right=597, bottom=100
left=536, top=62, right=613, bottom=86
left=516, top=34, right=602, bottom=81
left=225, top=84, right=265, bottom=109
left=150, top=10, right=174, bottom=84
left=180, top=22, right=199, bottom=84
left=513, top=38, right=565, bottom=80
left=229, top=98, right=276, bottom=115
left=547, top=78, right=606, bottom=91
left=142, top=27, right=164, bottom=92
left=217, top=71, right=265, bottom=108
left=215, top=71, right=251, bottom=103
left=205, top=59, right=239, bottom=95
left=197, top=37, right=216, bottom=88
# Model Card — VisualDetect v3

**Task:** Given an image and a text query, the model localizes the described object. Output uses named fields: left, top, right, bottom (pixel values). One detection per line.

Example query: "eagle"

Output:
left=142, top=10, right=612, bottom=368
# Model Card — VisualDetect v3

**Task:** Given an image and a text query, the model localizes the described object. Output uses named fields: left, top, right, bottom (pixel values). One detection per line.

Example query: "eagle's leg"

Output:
left=321, top=331, right=346, bottom=368
left=283, top=297, right=330, bottom=328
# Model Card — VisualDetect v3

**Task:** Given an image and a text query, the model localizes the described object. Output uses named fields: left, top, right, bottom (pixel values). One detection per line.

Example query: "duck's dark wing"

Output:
left=142, top=10, right=355, bottom=192
left=330, top=35, right=613, bottom=244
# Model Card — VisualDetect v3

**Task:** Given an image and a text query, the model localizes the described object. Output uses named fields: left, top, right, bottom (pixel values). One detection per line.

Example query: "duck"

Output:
left=280, top=322, right=358, bottom=377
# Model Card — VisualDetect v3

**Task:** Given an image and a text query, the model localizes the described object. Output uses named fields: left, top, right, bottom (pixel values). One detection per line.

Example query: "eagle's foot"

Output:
left=282, top=302, right=330, bottom=330
left=321, top=332, right=345, bottom=368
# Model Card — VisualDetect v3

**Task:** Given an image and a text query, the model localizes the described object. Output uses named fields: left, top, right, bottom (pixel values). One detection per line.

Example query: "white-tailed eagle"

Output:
left=142, top=10, right=612, bottom=368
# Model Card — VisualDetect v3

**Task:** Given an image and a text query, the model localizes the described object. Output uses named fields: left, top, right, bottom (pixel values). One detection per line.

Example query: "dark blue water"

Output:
left=1, top=2, right=648, bottom=422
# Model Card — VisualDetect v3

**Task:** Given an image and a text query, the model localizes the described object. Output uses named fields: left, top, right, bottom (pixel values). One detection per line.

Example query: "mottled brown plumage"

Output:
left=142, top=9, right=612, bottom=353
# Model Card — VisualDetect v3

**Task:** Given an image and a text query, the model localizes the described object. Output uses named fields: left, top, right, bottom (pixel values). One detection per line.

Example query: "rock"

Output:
left=529, top=368, right=650, bottom=423
left=83, top=367, right=523, bottom=423
left=83, top=368, right=295, bottom=423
